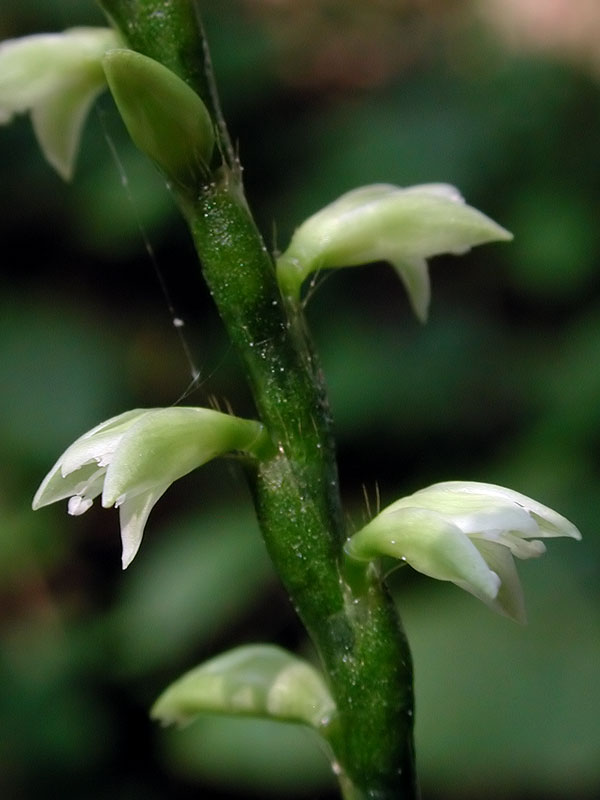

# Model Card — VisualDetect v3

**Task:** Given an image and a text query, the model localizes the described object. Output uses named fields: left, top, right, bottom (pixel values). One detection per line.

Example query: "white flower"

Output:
left=32, top=407, right=269, bottom=568
left=276, top=183, right=512, bottom=321
left=345, top=481, right=581, bottom=622
left=0, top=27, right=119, bottom=179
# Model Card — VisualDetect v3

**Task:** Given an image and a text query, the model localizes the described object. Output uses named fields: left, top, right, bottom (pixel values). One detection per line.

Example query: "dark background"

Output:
left=1, top=1, right=599, bottom=798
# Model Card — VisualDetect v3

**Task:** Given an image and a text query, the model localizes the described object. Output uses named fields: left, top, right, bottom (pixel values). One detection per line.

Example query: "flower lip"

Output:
left=32, top=409, right=152, bottom=511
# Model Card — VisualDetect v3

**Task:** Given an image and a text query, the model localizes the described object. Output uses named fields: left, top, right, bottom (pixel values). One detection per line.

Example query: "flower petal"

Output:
left=470, top=531, right=546, bottom=560
left=102, top=407, right=266, bottom=507
left=32, top=409, right=152, bottom=510
left=60, top=409, right=154, bottom=476
left=368, top=186, right=512, bottom=261
left=33, top=461, right=106, bottom=509
left=346, top=506, right=501, bottom=602
left=68, top=495, right=94, bottom=516
left=422, top=482, right=582, bottom=541
left=117, top=484, right=169, bottom=569
left=31, top=76, right=104, bottom=180
left=470, top=539, right=526, bottom=623
left=0, top=28, right=117, bottom=113
left=389, top=256, right=430, bottom=322
left=401, top=482, right=540, bottom=538
left=0, top=28, right=118, bottom=177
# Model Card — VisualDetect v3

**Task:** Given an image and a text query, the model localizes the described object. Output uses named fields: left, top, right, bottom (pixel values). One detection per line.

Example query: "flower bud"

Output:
left=151, top=644, right=336, bottom=732
left=276, top=183, right=512, bottom=320
left=102, top=49, right=214, bottom=188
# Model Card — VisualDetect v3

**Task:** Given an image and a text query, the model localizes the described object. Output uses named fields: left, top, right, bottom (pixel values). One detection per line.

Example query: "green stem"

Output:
left=98, top=2, right=417, bottom=796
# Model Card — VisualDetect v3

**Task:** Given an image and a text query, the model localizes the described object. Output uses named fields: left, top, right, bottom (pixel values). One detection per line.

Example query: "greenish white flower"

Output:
left=32, top=407, right=270, bottom=568
left=345, top=481, right=581, bottom=622
left=276, top=183, right=512, bottom=321
left=0, top=27, right=119, bottom=179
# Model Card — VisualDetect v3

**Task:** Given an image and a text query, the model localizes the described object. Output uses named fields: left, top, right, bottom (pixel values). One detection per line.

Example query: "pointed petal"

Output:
left=102, top=407, right=265, bottom=507
left=0, top=28, right=117, bottom=120
left=471, top=539, right=527, bottom=623
left=31, top=77, right=104, bottom=180
left=347, top=507, right=500, bottom=602
left=60, top=409, right=153, bottom=475
left=425, top=482, right=582, bottom=541
left=387, top=482, right=540, bottom=539
left=32, top=410, right=151, bottom=509
left=371, top=188, right=512, bottom=260
left=117, top=484, right=169, bottom=569
left=389, top=256, right=430, bottom=323
left=32, top=462, right=106, bottom=509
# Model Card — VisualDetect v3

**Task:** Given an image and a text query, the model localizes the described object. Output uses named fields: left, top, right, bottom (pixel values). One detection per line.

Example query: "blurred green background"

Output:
left=1, top=1, right=599, bottom=798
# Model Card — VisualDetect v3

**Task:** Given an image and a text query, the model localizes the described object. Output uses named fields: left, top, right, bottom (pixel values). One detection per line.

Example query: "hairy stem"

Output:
left=98, top=2, right=417, bottom=796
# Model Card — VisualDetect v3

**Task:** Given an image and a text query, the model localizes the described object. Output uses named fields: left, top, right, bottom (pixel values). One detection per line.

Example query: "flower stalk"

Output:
left=97, top=1, right=417, bottom=796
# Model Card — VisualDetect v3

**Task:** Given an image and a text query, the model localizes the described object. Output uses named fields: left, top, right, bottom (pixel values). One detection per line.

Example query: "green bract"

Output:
left=102, top=49, right=215, bottom=188
left=346, top=481, right=581, bottom=622
left=151, top=644, right=337, bottom=732
left=276, top=183, right=512, bottom=320
left=32, top=407, right=270, bottom=568
left=0, top=27, right=119, bottom=179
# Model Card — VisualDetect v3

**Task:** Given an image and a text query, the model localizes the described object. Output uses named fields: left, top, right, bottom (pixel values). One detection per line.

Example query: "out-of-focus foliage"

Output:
left=0, top=1, right=598, bottom=799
